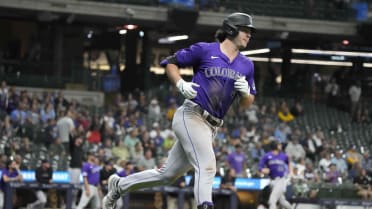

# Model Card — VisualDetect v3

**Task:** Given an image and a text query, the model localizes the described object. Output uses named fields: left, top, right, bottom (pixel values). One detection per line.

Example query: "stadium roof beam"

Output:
left=0, top=0, right=357, bottom=36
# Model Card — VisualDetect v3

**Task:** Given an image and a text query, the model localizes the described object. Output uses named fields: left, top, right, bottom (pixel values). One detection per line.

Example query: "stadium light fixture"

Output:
left=124, top=24, right=138, bottom=30
left=292, top=48, right=372, bottom=58
left=119, top=29, right=127, bottom=35
left=167, top=35, right=189, bottom=41
left=158, top=35, right=189, bottom=44
left=241, top=48, right=270, bottom=55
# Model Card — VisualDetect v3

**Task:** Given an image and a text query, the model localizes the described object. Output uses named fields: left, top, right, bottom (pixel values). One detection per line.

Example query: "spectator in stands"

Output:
left=226, top=144, right=247, bottom=177
left=43, top=118, right=56, bottom=148
left=162, top=131, right=176, bottom=153
left=165, top=98, right=178, bottom=122
left=137, top=149, right=156, bottom=171
left=40, top=102, right=55, bottom=124
left=10, top=101, right=27, bottom=128
left=101, top=110, right=115, bottom=129
left=318, top=152, right=332, bottom=173
left=56, top=108, right=76, bottom=155
left=102, top=137, right=114, bottom=160
left=249, top=142, right=265, bottom=163
left=324, top=78, right=340, bottom=107
left=274, top=123, right=290, bottom=145
left=100, top=160, right=117, bottom=195
left=355, top=102, right=370, bottom=124
left=290, top=100, right=304, bottom=117
left=361, top=151, right=372, bottom=176
left=27, top=159, right=53, bottom=209
left=124, top=127, right=141, bottom=150
left=0, top=80, right=9, bottom=115
left=148, top=98, right=161, bottom=126
left=86, top=123, right=101, bottom=145
left=76, top=152, right=101, bottom=209
left=244, top=102, right=259, bottom=124
left=346, top=145, right=362, bottom=168
left=117, top=161, right=135, bottom=177
left=27, top=102, right=41, bottom=125
left=6, top=87, right=18, bottom=114
left=14, top=154, right=28, bottom=170
left=126, top=93, right=138, bottom=114
left=348, top=81, right=362, bottom=120
left=112, top=139, right=130, bottom=162
left=331, top=150, right=348, bottom=177
left=277, top=102, right=294, bottom=123
left=302, top=132, right=317, bottom=162
left=0, top=159, right=23, bottom=209
left=353, top=168, right=372, bottom=200
left=304, top=162, right=321, bottom=184
left=285, top=138, right=306, bottom=162
left=312, top=129, right=324, bottom=156
left=324, top=163, right=341, bottom=184
left=54, top=91, right=69, bottom=111
left=130, top=141, right=144, bottom=165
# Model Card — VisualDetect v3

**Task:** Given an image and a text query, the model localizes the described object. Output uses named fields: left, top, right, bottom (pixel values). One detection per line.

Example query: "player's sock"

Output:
left=197, top=201, right=214, bottom=209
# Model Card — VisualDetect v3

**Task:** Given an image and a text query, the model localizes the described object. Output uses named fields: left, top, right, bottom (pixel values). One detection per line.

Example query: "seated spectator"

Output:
left=353, top=168, right=372, bottom=200
left=290, top=100, right=304, bottom=117
left=278, top=104, right=294, bottom=123
left=112, top=140, right=130, bottom=162
left=318, top=152, right=332, bottom=173
left=86, top=123, right=101, bottom=144
left=130, top=141, right=144, bottom=165
left=331, top=150, right=348, bottom=177
left=324, top=163, right=341, bottom=184
left=346, top=145, right=362, bottom=168
left=285, top=139, right=306, bottom=162
left=137, top=149, right=156, bottom=171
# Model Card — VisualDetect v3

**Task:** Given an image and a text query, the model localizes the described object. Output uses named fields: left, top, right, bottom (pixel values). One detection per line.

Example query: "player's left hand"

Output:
left=234, top=76, right=250, bottom=97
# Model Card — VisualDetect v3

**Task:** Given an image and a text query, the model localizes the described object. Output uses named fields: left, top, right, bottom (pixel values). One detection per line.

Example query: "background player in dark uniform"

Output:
left=258, top=140, right=293, bottom=209
left=103, top=12, right=257, bottom=209
left=27, top=159, right=53, bottom=209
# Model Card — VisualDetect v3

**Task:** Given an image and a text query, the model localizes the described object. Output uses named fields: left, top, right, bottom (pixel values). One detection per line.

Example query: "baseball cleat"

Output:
left=102, top=174, right=121, bottom=209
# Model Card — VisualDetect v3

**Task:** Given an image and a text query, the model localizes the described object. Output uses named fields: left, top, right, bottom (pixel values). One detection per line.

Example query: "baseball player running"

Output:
left=258, top=140, right=293, bottom=209
left=103, top=12, right=257, bottom=209
left=76, top=152, right=101, bottom=209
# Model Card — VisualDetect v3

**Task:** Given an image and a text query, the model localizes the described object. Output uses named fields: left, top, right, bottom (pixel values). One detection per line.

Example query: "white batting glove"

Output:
left=176, top=79, right=200, bottom=99
left=234, top=76, right=250, bottom=97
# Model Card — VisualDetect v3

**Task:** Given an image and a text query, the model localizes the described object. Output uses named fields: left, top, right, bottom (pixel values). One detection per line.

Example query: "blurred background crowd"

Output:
left=0, top=76, right=371, bottom=207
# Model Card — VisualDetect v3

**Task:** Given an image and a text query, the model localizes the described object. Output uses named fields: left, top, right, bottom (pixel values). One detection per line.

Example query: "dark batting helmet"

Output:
left=270, top=140, right=280, bottom=151
left=222, top=12, right=256, bottom=37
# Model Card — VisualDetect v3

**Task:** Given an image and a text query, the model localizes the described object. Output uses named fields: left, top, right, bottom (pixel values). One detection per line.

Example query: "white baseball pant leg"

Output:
left=69, top=168, right=81, bottom=208
left=76, top=185, right=100, bottom=209
left=117, top=104, right=217, bottom=205
left=268, top=178, right=292, bottom=209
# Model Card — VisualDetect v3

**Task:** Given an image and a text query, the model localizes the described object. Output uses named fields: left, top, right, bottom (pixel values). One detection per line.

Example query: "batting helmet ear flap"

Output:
left=222, top=19, right=239, bottom=37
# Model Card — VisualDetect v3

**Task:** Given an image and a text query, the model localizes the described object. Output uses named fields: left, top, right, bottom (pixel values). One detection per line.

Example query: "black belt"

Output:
left=184, top=100, right=223, bottom=127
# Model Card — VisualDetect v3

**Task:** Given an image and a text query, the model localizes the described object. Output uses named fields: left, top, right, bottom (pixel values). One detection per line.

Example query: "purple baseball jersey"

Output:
left=258, top=151, right=289, bottom=179
left=226, top=152, right=246, bottom=174
left=117, top=169, right=135, bottom=177
left=161, top=42, right=256, bottom=119
left=0, top=169, right=20, bottom=191
left=81, top=162, right=101, bottom=186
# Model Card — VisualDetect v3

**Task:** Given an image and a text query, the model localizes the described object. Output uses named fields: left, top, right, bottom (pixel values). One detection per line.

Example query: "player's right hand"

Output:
left=176, top=79, right=200, bottom=99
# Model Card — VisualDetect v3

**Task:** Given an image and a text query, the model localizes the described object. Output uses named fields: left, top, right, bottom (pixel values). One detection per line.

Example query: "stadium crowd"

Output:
left=0, top=79, right=372, bottom=209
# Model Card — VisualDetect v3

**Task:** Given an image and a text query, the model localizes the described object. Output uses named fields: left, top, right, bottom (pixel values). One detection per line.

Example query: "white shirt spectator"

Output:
left=349, top=84, right=362, bottom=102
left=285, top=140, right=306, bottom=161
left=56, top=116, right=75, bottom=143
